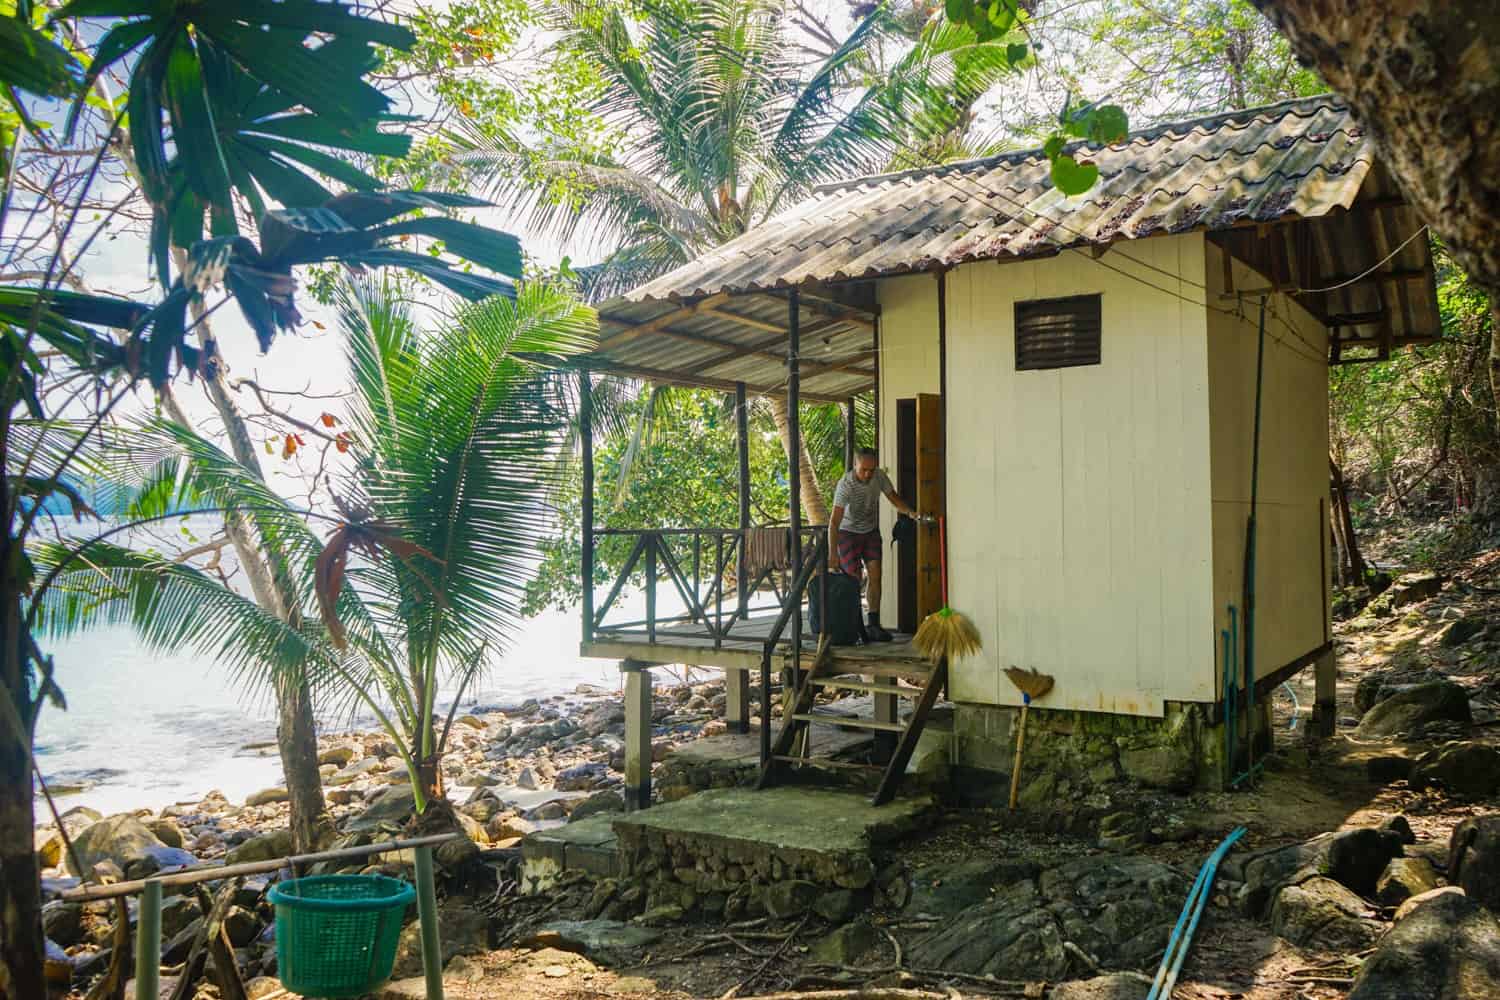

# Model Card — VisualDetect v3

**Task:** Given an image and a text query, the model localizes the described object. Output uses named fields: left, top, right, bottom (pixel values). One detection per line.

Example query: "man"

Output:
left=828, top=448, right=920, bottom=642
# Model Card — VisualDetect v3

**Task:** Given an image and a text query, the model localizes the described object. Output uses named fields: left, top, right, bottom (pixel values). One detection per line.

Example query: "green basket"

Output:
left=268, top=874, right=415, bottom=998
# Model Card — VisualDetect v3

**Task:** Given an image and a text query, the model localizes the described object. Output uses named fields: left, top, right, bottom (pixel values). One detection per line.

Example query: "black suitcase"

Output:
left=809, top=571, right=866, bottom=646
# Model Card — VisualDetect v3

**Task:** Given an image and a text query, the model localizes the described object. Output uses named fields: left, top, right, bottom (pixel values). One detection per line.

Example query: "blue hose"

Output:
left=1281, top=681, right=1300, bottom=731
left=1147, top=826, right=1246, bottom=1000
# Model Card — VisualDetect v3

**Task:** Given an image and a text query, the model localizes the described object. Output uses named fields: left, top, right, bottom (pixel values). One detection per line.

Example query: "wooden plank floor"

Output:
left=589, top=612, right=930, bottom=673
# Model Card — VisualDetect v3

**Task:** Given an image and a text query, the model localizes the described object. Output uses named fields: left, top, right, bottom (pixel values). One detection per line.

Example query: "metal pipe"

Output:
left=414, top=844, right=444, bottom=1000
left=133, top=880, right=162, bottom=1000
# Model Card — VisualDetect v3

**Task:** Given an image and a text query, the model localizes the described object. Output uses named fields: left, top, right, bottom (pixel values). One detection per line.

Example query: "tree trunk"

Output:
left=0, top=569, right=44, bottom=1000
left=1330, top=456, right=1368, bottom=583
left=767, top=396, right=829, bottom=525
left=162, top=381, right=330, bottom=852
left=1251, top=1, right=1500, bottom=400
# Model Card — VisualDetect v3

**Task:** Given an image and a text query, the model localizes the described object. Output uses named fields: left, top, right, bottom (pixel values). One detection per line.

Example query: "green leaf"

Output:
left=244, top=113, right=412, bottom=158
left=1050, top=154, right=1099, bottom=196
left=1042, top=133, right=1065, bottom=160
left=1086, top=105, right=1129, bottom=145
left=1006, top=42, right=1028, bottom=66
left=205, top=21, right=391, bottom=125
left=219, top=0, right=414, bottom=50
left=163, top=33, right=233, bottom=212
left=126, top=34, right=172, bottom=205
left=241, top=135, right=383, bottom=192
left=372, top=217, right=523, bottom=279
left=0, top=14, right=81, bottom=98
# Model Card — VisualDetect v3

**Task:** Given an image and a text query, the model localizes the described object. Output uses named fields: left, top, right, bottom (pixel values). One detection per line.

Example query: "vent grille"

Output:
left=1015, top=294, right=1102, bottom=371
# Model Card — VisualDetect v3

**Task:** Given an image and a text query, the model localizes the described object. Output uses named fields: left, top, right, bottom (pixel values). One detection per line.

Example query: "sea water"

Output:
left=32, top=603, right=627, bottom=817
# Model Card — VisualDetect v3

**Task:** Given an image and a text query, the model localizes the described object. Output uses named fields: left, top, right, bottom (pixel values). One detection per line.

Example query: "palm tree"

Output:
left=455, top=0, right=1016, bottom=522
left=34, top=278, right=596, bottom=821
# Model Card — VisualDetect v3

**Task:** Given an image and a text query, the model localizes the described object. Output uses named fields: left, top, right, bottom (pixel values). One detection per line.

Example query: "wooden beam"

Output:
left=598, top=292, right=731, bottom=351
left=588, top=360, right=855, bottom=403
left=1351, top=209, right=1394, bottom=359
left=760, top=289, right=877, bottom=329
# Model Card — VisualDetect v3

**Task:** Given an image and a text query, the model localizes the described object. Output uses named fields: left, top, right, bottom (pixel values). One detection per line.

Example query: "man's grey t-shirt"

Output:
left=832, top=468, right=893, bottom=534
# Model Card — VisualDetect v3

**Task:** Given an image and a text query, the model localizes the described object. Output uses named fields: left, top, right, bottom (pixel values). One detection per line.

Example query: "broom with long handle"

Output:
left=1005, top=666, right=1055, bottom=809
left=912, top=516, right=982, bottom=663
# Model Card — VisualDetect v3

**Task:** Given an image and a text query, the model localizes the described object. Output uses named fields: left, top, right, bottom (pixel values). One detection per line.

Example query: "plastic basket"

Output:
left=268, top=874, right=415, bottom=998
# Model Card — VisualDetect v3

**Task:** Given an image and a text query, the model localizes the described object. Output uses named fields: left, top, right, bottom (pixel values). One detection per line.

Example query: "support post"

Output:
left=1313, top=647, right=1338, bottom=738
left=623, top=661, right=653, bottom=809
left=736, top=381, right=750, bottom=619
left=787, top=288, right=802, bottom=673
left=645, top=535, right=657, bottom=645
left=726, top=667, right=750, bottom=734
left=134, top=880, right=162, bottom=1000
left=844, top=396, right=856, bottom=472
left=579, top=369, right=594, bottom=646
left=414, top=844, right=444, bottom=1000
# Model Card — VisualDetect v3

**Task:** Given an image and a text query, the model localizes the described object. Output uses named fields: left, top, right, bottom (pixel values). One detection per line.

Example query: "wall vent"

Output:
left=1015, top=294, right=1102, bottom=371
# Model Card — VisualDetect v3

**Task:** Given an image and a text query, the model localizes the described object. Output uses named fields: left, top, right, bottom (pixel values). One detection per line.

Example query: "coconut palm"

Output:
left=454, top=0, right=1019, bottom=522
left=34, top=277, right=596, bottom=819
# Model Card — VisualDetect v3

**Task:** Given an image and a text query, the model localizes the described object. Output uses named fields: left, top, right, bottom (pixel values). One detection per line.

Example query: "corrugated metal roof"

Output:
left=587, top=96, right=1440, bottom=395
left=624, top=96, right=1375, bottom=299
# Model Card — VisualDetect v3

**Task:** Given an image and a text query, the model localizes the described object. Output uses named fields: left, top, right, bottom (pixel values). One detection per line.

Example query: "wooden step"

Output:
left=811, top=677, right=922, bottom=696
left=797, top=657, right=934, bottom=681
left=792, top=712, right=905, bottom=733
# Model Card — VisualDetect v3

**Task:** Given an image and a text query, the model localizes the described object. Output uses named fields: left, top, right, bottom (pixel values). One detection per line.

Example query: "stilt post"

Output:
left=414, top=844, right=444, bottom=1000
left=623, top=661, right=653, bottom=809
left=579, top=368, right=594, bottom=646
left=134, top=879, right=161, bottom=1000
left=736, top=381, right=750, bottom=619
left=844, top=396, right=856, bottom=472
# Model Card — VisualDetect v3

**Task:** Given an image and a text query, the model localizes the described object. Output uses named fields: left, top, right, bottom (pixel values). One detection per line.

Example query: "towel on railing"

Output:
left=744, top=526, right=791, bottom=574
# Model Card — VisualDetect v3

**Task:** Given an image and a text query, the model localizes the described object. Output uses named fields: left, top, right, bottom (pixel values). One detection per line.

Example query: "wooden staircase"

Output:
left=758, top=644, right=948, bottom=806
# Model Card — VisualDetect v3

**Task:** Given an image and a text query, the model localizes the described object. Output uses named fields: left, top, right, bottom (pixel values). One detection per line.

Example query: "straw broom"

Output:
left=912, top=516, right=982, bottom=663
left=1004, top=666, right=1055, bottom=810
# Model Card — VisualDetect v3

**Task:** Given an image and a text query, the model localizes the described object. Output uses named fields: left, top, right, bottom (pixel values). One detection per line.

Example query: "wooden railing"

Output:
left=587, top=525, right=825, bottom=649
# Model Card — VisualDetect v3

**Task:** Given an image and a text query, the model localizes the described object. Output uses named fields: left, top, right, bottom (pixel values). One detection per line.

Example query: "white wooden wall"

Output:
left=1205, top=243, right=1331, bottom=687
left=875, top=273, right=941, bottom=626
left=940, top=234, right=1217, bottom=715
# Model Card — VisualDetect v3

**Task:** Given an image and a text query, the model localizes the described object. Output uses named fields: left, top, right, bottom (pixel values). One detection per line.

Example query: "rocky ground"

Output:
left=33, top=547, right=1500, bottom=1000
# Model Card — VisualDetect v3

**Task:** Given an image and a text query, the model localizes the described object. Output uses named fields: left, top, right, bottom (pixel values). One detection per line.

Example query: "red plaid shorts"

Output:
left=836, top=529, right=882, bottom=577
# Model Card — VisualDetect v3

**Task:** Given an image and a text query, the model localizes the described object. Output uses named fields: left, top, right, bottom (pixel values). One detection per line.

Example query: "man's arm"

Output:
left=884, top=488, right=918, bottom=518
left=827, top=505, right=844, bottom=569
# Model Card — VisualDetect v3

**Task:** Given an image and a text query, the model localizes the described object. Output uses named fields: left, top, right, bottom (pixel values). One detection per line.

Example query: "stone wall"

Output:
left=954, top=700, right=1270, bottom=799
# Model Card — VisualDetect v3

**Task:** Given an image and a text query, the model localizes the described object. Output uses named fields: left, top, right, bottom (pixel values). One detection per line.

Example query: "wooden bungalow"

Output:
left=575, top=96, right=1442, bottom=808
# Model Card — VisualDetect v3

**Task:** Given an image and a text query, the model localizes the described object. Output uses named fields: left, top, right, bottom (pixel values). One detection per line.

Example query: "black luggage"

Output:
left=809, top=570, right=866, bottom=646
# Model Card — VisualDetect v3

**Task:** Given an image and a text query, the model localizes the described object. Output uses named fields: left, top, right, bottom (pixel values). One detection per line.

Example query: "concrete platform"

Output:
left=613, top=786, right=936, bottom=890
left=520, top=814, right=620, bottom=892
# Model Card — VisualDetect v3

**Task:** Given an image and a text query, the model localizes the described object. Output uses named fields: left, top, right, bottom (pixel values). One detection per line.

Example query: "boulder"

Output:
left=1349, top=890, right=1500, bottom=999
left=1438, top=616, right=1486, bottom=647
left=345, top=784, right=417, bottom=834
left=1354, top=681, right=1471, bottom=740
left=1411, top=742, right=1500, bottom=799
left=391, top=900, right=489, bottom=978
left=223, top=906, right=260, bottom=948
left=328, top=757, right=385, bottom=785
left=908, top=856, right=1189, bottom=980
left=1050, top=975, right=1151, bottom=1000
left=809, top=922, right=877, bottom=965
left=147, top=818, right=185, bottom=849
left=1376, top=857, right=1441, bottom=908
left=41, top=902, right=83, bottom=947
left=245, top=787, right=289, bottom=807
left=124, top=844, right=199, bottom=880
left=224, top=829, right=293, bottom=865
left=813, top=889, right=862, bottom=923
left=1448, top=814, right=1500, bottom=911
left=1380, top=815, right=1416, bottom=845
left=1395, top=886, right=1466, bottom=923
left=568, top=790, right=624, bottom=823
left=1365, top=571, right=1444, bottom=617
left=1269, top=877, right=1383, bottom=951
left=159, top=894, right=202, bottom=939
left=907, top=859, right=1038, bottom=918
left=522, top=920, right=660, bottom=964
left=764, top=880, right=819, bottom=918
left=1118, top=745, right=1195, bottom=793
left=318, top=745, right=357, bottom=766
left=487, top=814, right=536, bottom=841
left=1366, top=755, right=1413, bottom=784
left=555, top=763, right=613, bottom=791
left=1327, top=826, right=1405, bottom=897
left=67, top=814, right=165, bottom=876
left=1355, top=667, right=1445, bottom=715
left=1231, top=833, right=1334, bottom=918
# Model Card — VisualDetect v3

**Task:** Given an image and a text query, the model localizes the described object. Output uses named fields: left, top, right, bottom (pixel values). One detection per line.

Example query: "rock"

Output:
left=1365, top=572, right=1445, bottom=617
left=125, top=843, right=198, bottom=880
left=147, top=818, right=185, bottom=849
left=41, top=902, right=83, bottom=947
left=245, top=787, right=289, bottom=807
left=345, top=784, right=417, bottom=834
left=908, top=855, right=1189, bottom=979
left=1376, top=857, right=1441, bottom=907
left=1327, top=827, right=1405, bottom=897
left=810, top=922, right=877, bottom=965
left=633, top=904, right=685, bottom=926
left=68, top=814, right=165, bottom=876
left=223, top=906, right=260, bottom=948
left=245, top=976, right=285, bottom=999
left=1411, top=742, right=1500, bottom=799
left=1050, top=974, right=1151, bottom=1000
left=1232, top=833, right=1334, bottom=917
left=907, top=859, right=1038, bottom=918
left=1439, top=617, right=1486, bottom=647
left=516, top=767, right=540, bottom=790
left=159, top=894, right=202, bottom=939
left=555, top=763, right=611, bottom=791
left=1355, top=667, right=1445, bottom=715
left=764, top=880, right=819, bottom=918
left=522, top=920, right=661, bottom=964
left=487, top=814, right=536, bottom=841
left=813, top=889, right=862, bottom=923
left=457, top=714, right=487, bottom=730
left=456, top=770, right=498, bottom=788
left=225, top=829, right=293, bottom=865
left=1270, top=877, right=1382, bottom=951
left=1395, top=886, right=1466, bottom=923
left=1449, top=814, right=1500, bottom=911
left=1349, top=890, right=1500, bottom=999
left=461, top=796, right=504, bottom=824
left=568, top=790, right=624, bottom=823
left=392, top=900, right=489, bottom=978
left=329, top=757, right=385, bottom=785
left=454, top=810, right=488, bottom=846
left=1366, top=755, right=1413, bottom=784
left=525, top=800, right=568, bottom=821
left=318, top=745, right=357, bottom=766
left=1355, top=681, right=1472, bottom=739
left=1380, top=815, right=1416, bottom=845
left=162, top=917, right=204, bottom=964
left=1118, top=745, right=1195, bottom=792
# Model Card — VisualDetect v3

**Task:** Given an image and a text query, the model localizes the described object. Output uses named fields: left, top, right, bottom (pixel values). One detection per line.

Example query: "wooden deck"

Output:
left=583, top=612, right=930, bottom=674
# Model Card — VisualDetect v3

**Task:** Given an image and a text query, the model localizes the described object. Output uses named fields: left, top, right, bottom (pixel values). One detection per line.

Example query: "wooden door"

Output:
left=895, top=399, right=918, bottom=633
left=916, top=393, right=945, bottom=621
